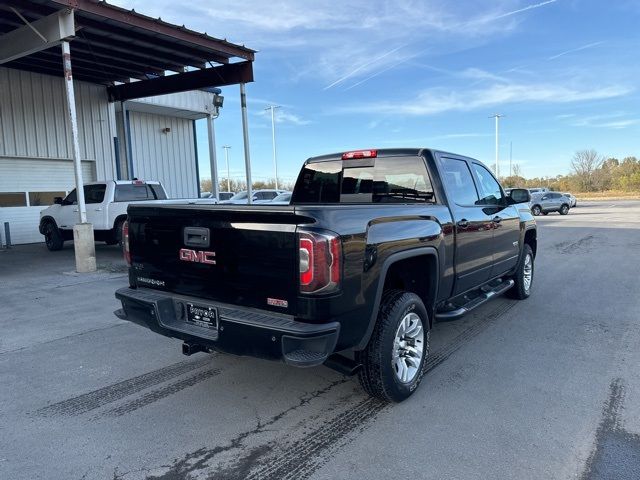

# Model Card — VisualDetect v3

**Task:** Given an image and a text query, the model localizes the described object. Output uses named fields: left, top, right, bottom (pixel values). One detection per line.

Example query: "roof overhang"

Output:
left=0, top=0, right=255, bottom=99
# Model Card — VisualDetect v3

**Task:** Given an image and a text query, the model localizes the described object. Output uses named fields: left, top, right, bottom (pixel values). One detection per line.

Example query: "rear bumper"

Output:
left=115, top=287, right=339, bottom=367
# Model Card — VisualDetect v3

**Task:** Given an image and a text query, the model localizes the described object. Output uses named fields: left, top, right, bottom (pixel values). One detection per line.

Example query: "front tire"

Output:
left=357, top=290, right=430, bottom=402
left=43, top=222, right=64, bottom=251
left=507, top=244, right=534, bottom=300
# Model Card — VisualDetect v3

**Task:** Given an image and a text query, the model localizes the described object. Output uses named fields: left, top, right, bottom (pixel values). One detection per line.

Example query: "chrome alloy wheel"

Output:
left=392, top=312, right=424, bottom=383
left=523, top=253, right=533, bottom=292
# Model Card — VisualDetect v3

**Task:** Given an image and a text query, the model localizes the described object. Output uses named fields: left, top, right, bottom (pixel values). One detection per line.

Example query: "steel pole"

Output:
left=240, top=83, right=253, bottom=203
left=268, top=106, right=280, bottom=190
left=206, top=113, right=219, bottom=200
left=495, top=115, right=499, bottom=178
left=223, top=146, right=231, bottom=192
left=62, top=40, right=96, bottom=273
left=62, top=41, right=87, bottom=224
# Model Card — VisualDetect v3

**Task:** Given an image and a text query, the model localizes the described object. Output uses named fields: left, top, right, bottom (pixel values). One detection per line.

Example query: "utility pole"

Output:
left=489, top=114, right=504, bottom=177
left=222, top=145, right=231, bottom=192
left=265, top=105, right=281, bottom=189
left=206, top=113, right=219, bottom=200
left=239, top=83, right=253, bottom=203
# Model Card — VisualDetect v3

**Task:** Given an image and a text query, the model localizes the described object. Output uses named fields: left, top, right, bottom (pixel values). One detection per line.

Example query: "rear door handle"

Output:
left=73, top=208, right=79, bottom=212
left=492, top=216, right=502, bottom=223
left=457, top=219, right=469, bottom=229
left=94, top=208, right=102, bottom=211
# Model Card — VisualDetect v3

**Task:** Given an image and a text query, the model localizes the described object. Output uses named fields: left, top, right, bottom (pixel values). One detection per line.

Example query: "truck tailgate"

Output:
left=127, top=205, right=310, bottom=315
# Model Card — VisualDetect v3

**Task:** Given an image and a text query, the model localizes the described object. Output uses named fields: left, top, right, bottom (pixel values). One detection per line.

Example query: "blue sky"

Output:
left=114, top=0, right=639, bottom=183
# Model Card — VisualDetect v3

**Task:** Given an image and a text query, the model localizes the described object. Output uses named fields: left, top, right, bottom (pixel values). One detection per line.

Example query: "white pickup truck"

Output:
left=39, top=180, right=167, bottom=251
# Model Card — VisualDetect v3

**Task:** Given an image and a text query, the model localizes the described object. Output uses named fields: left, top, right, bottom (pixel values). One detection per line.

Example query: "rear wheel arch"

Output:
left=356, top=247, right=439, bottom=351
left=113, top=214, right=127, bottom=229
left=109, top=215, right=127, bottom=246
left=524, top=228, right=537, bottom=257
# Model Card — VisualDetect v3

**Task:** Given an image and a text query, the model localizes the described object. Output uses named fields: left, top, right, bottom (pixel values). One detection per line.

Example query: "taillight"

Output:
left=123, top=220, right=131, bottom=265
left=298, top=230, right=342, bottom=294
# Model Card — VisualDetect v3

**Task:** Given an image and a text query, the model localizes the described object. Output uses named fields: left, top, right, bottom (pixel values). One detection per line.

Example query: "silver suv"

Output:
left=529, top=192, right=571, bottom=216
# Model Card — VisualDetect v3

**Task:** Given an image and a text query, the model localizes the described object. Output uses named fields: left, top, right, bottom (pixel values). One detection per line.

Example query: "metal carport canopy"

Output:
left=0, top=0, right=256, bottom=271
left=0, top=0, right=255, bottom=92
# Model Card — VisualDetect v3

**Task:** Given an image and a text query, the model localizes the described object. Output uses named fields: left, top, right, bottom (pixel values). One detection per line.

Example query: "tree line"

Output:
left=501, top=149, right=640, bottom=193
left=200, top=178, right=295, bottom=194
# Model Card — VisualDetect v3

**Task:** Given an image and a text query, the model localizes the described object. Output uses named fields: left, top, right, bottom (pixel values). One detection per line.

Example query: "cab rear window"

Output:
left=292, top=156, right=435, bottom=204
left=115, top=184, right=166, bottom=202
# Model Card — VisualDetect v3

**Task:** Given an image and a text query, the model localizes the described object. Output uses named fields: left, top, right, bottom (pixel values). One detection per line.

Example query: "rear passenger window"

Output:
left=115, top=184, right=160, bottom=202
left=439, top=158, right=479, bottom=206
left=149, top=184, right=167, bottom=200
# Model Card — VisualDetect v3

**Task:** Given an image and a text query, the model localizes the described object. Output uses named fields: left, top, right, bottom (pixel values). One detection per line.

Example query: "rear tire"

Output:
left=357, top=290, right=430, bottom=402
left=43, top=222, right=64, bottom=251
left=559, top=204, right=569, bottom=215
left=507, top=244, right=534, bottom=300
left=106, top=219, right=125, bottom=246
left=531, top=205, right=541, bottom=216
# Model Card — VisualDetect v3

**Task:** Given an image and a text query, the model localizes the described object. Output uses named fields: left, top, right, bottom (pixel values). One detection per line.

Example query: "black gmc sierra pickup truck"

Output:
left=115, top=148, right=536, bottom=402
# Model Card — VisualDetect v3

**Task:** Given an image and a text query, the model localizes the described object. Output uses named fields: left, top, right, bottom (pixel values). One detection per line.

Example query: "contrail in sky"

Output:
left=548, top=41, right=604, bottom=60
left=488, top=0, right=558, bottom=22
left=323, top=45, right=405, bottom=90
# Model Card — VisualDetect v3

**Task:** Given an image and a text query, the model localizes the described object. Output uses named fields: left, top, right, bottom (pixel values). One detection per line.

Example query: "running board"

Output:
left=435, top=279, right=515, bottom=321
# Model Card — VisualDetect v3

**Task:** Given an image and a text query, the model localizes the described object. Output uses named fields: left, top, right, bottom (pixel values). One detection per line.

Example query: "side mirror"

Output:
left=54, top=197, right=63, bottom=205
left=509, top=188, right=531, bottom=203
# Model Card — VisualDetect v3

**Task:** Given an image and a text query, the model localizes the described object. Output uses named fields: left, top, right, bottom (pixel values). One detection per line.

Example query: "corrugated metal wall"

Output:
left=0, top=67, right=201, bottom=244
left=0, top=67, right=116, bottom=180
left=128, top=111, right=197, bottom=198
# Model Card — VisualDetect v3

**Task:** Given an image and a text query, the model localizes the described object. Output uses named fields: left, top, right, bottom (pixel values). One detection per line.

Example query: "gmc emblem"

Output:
left=179, top=248, right=216, bottom=265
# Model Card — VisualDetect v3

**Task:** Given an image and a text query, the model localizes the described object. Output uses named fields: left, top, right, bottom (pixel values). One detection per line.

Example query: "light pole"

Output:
left=240, top=83, right=253, bottom=203
left=265, top=105, right=280, bottom=189
left=489, top=114, right=504, bottom=177
left=222, top=145, right=231, bottom=192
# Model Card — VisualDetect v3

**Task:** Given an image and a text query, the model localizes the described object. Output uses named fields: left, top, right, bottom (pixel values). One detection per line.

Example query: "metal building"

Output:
left=0, top=0, right=256, bottom=259
left=0, top=67, right=213, bottom=244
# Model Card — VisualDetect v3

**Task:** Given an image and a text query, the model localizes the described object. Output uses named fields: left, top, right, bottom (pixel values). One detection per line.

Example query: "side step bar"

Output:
left=435, top=279, right=515, bottom=321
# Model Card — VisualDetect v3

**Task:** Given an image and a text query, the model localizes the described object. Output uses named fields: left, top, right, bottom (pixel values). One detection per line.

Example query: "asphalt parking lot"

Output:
left=1, top=201, right=639, bottom=480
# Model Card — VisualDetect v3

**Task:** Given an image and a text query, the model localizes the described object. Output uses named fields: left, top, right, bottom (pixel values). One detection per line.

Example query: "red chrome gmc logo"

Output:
left=179, top=248, right=216, bottom=265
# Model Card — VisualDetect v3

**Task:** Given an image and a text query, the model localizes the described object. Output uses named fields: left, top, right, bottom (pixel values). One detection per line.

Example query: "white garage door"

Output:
left=0, top=158, right=95, bottom=245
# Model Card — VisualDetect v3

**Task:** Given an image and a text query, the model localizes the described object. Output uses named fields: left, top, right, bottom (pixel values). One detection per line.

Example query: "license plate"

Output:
left=186, top=303, right=218, bottom=330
